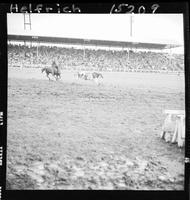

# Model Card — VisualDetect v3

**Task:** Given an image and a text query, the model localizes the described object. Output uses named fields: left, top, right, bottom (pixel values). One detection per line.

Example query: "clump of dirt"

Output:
left=6, top=154, right=184, bottom=190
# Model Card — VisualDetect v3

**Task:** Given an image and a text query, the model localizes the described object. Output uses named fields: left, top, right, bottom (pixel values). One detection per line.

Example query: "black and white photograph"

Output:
left=6, top=13, right=185, bottom=190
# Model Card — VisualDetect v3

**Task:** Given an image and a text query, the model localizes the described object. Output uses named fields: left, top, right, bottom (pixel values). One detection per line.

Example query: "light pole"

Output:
left=130, top=13, right=134, bottom=38
left=129, top=14, right=134, bottom=64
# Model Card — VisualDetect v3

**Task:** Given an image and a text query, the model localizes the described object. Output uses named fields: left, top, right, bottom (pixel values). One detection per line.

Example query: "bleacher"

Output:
left=8, top=44, right=184, bottom=73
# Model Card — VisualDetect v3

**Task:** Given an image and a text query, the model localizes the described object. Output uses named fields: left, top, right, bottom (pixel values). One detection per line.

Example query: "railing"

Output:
left=8, top=64, right=184, bottom=74
left=124, top=69, right=183, bottom=74
left=9, top=64, right=43, bottom=68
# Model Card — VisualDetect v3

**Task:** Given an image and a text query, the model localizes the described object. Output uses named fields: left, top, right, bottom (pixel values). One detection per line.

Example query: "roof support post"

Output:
left=36, top=41, right=38, bottom=60
left=169, top=46, right=173, bottom=70
left=83, top=40, right=85, bottom=59
left=128, top=47, right=130, bottom=61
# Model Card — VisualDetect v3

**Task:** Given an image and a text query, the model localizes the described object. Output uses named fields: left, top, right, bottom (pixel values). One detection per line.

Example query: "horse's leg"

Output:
left=54, top=74, right=59, bottom=81
left=47, top=73, right=51, bottom=81
left=53, top=74, right=56, bottom=81
left=56, top=73, right=60, bottom=81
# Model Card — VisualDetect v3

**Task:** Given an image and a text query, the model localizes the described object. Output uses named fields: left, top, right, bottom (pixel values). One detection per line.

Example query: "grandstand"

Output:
left=8, top=34, right=184, bottom=73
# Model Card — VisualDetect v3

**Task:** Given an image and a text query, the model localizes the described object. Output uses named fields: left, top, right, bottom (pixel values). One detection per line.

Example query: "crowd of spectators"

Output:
left=8, top=44, right=184, bottom=72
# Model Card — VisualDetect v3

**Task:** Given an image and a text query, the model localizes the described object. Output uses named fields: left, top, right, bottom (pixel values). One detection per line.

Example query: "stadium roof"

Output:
left=8, top=34, right=181, bottom=50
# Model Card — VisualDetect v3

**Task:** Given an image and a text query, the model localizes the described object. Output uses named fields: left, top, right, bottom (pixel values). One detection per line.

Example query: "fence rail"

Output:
left=8, top=64, right=184, bottom=75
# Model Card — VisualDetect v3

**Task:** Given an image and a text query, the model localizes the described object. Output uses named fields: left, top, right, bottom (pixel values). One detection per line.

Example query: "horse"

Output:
left=83, top=73, right=93, bottom=80
left=77, top=72, right=85, bottom=79
left=41, top=66, right=61, bottom=81
left=91, top=72, right=103, bottom=85
left=77, top=72, right=92, bottom=80
left=77, top=72, right=103, bottom=82
left=92, top=72, right=103, bottom=79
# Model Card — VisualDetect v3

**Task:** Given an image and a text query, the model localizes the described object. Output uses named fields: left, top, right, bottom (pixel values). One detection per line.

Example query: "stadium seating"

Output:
left=8, top=44, right=184, bottom=72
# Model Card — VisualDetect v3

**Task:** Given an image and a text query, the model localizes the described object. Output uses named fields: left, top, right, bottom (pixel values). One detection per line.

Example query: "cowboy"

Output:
left=52, top=60, right=59, bottom=73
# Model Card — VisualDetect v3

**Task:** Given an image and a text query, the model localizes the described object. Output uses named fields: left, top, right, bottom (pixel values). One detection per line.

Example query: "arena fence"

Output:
left=8, top=64, right=184, bottom=75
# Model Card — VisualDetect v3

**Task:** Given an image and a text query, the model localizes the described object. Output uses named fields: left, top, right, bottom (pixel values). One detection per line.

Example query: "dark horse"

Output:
left=92, top=72, right=103, bottom=79
left=41, top=65, right=61, bottom=81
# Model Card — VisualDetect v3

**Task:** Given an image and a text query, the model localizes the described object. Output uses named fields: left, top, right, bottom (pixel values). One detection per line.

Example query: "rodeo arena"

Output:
left=7, top=14, right=185, bottom=190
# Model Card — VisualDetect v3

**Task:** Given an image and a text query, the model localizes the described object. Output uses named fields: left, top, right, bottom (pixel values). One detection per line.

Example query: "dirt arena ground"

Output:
left=7, top=67, right=185, bottom=190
